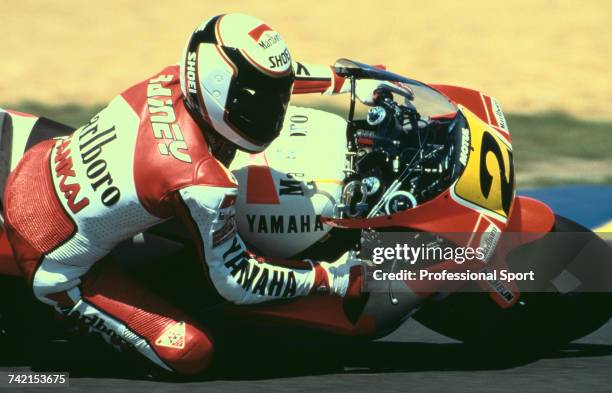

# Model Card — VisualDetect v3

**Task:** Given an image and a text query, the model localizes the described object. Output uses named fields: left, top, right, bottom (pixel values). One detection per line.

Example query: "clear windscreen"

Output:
left=334, top=59, right=469, bottom=218
left=409, top=84, right=458, bottom=119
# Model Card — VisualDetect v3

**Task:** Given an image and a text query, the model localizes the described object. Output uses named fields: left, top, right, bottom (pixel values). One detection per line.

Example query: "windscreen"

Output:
left=336, top=59, right=469, bottom=217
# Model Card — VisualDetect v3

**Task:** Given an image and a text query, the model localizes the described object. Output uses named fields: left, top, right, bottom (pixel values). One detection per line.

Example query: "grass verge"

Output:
left=2, top=101, right=611, bottom=187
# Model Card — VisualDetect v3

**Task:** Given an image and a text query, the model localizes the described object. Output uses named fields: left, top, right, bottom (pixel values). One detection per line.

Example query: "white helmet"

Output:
left=180, top=13, right=295, bottom=153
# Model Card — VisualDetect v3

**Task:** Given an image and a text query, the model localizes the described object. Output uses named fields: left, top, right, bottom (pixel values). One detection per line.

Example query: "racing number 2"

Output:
left=479, top=132, right=514, bottom=216
left=453, top=106, right=515, bottom=220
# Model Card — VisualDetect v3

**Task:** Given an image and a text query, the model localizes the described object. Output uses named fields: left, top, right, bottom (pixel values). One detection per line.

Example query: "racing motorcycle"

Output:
left=1, top=59, right=611, bottom=362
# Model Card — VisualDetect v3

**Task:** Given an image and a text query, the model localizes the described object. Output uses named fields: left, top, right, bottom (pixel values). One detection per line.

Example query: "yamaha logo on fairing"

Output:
left=246, top=214, right=324, bottom=234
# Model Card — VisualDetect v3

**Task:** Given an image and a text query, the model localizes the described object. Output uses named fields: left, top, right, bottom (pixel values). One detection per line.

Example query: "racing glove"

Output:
left=312, top=251, right=364, bottom=298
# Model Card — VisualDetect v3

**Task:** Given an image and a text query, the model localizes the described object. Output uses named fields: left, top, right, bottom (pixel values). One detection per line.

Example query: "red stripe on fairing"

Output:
left=492, top=124, right=510, bottom=137
left=430, top=112, right=460, bottom=120
left=246, top=153, right=280, bottom=204
left=248, top=23, right=273, bottom=42
left=482, top=94, right=498, bottom=127
left=430, top=85, right=490, bottom=125
left=480, top=93, right=491, bottom=124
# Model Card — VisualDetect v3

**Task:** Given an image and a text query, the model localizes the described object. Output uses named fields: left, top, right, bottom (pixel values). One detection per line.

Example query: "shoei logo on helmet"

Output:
left=186, top=51, right=198, bottom=94
left=268, top=48, right=291, bottom=70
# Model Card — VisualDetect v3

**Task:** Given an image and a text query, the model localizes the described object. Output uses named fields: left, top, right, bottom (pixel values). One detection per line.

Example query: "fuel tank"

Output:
left=230, top=106, right=348, bottom=258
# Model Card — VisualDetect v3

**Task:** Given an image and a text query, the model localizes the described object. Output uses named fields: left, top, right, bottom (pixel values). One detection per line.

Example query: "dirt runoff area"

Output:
left=2, top=0, right=612, bottom=120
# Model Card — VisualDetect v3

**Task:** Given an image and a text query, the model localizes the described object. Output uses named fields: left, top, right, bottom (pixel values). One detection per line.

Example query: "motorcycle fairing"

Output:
left=222, top=295, right=379, bottom=336
left=431, top=84, right=511, bottom=144
left=324, top=104, right=512, bottom=247
left=429, top=84, right=555, bottom=235
left=506, top=196, right=555, bottom=234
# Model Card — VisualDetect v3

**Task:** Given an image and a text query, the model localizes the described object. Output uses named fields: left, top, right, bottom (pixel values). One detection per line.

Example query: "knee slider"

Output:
left=153, top=321, right=214, bottom=375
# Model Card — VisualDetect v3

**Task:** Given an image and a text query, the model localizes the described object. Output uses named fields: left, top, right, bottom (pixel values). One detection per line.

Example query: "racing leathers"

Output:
left=2, top=62, right=359, bottom=374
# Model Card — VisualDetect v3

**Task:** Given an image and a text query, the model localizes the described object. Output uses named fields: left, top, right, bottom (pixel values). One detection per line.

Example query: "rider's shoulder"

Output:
left=119, top=64, right=182, bottom=106
left=192, top=156, right=238, bottom=190
left=134, top=148, right=236, bottom=217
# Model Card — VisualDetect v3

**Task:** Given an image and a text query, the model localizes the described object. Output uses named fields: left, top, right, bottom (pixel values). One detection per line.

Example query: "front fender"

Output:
left=506, top=195, right=555, bottom=237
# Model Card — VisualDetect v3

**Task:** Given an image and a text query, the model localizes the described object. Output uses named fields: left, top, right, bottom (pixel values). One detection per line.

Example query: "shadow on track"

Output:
left=208, top=339, right=612, bottom=380
left=2, top=333, right=612, bottom=382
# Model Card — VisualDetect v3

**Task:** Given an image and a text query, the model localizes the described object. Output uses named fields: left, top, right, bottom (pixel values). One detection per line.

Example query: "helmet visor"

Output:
left=225, top=77, right=293, bottom=149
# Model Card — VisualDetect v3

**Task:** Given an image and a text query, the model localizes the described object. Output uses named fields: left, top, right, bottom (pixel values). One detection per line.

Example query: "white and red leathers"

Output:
left=1, top=62, right=357, bottom=374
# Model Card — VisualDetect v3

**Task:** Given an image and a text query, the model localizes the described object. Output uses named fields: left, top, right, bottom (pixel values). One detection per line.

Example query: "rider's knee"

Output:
left=31, top=263, right=82, bottom=307
left=154, top=322, right=214, bottom=375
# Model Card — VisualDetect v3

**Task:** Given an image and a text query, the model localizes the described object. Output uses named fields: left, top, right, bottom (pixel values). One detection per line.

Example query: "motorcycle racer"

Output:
left=1, top=13, right=366, bottom=375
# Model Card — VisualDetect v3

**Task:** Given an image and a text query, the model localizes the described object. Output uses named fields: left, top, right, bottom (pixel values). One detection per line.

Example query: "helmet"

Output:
left=180, top=13, right=295, bottom=153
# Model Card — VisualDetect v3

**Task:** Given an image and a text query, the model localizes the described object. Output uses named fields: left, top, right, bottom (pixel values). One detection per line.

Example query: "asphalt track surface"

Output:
left=2, top=317, right=612, bottom=393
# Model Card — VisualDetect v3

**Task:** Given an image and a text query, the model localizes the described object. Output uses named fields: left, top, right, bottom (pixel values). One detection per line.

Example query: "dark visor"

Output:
left=222, top=46, right=295, bottom=148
